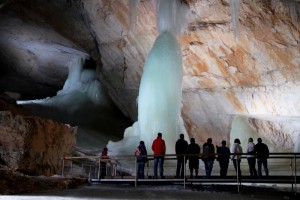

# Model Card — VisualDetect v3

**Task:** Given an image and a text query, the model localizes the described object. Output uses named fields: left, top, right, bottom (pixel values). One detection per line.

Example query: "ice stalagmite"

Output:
left=107, top=0, right=188, bottom=157
left=107, top=31, right=185, bottom=156
left=138, top=31, right=183, bottom=154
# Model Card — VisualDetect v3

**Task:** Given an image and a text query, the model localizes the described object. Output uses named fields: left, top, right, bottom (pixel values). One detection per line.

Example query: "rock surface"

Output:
left=0, top=95, right=77, bottom=176
left=0, top=0, right=299, bottom=150
left=0, top=165, right=87, bottom=195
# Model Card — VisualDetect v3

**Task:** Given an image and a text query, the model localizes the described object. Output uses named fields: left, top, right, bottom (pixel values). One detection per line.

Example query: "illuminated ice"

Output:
left=108, top=31, right=186, bottom=156
left=18, top=58, right=124, bottom=155
left=137, top=31, right=184, bottom=154
left=108, top=0, right=188, bottom=157
left=230, top=0, right=241, bottom=37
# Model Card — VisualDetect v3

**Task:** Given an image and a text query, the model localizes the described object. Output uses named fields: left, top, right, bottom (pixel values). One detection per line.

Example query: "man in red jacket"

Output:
left=152, top=132, right=166, bottom=178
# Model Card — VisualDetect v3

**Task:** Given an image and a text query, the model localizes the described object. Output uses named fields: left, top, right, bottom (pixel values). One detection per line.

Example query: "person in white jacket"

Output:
left=231, top=138, right=243, bottom=178
left=246, top=138, right=257, bottom=177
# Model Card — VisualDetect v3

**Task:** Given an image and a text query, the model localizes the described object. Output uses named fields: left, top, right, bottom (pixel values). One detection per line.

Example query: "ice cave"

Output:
left=0, top=0, right=300, bottom=195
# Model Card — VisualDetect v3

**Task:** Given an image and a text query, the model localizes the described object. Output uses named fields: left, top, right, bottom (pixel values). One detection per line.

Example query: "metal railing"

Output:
left=61, top=153, right=299, bottom=193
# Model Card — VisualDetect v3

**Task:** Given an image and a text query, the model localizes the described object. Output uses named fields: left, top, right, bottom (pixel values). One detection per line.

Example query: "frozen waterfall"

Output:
left=107, top=31, right=186, bottom=156
left=137, top=31, right=184, bottom=154
left=18, top=58, right=130, bottom=155
left=107, top=0, right=188, bottom=157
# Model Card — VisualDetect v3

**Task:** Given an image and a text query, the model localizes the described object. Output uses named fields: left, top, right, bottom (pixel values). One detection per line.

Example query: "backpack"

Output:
left=262, top=144, right=269, bottom=158
left=217, top=146, right=230, bottom=161
left=202, top=145, right=212, bottom=161
left=135, top=147, right=141, bottom=156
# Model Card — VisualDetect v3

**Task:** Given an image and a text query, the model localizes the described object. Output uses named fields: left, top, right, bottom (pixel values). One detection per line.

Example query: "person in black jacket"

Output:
left=255, top=138, right=269, bottom=178
left=136, top=141, right=148, bottom=179
left=187, top=138, right=200, bottom=178
left=216, top=140, right=230, bottom=178
left=175, top=133, right=188, bottom=178
left=202, top=138, right=215, bottom=178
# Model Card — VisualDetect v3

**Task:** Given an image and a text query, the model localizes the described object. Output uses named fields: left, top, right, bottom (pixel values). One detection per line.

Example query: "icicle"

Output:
left=128, top=0, right=140, bottom=32
left=287, top=0, right=298, bottom=29
left=229, top=0, right=241, bottom=37
left=156, top=0, right=188, bottom=36
left=273, top=0, right=299, bottom=29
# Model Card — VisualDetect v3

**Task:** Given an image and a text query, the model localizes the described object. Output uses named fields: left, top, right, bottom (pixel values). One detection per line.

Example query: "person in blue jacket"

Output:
left=136, top=141, right=148, bottom=179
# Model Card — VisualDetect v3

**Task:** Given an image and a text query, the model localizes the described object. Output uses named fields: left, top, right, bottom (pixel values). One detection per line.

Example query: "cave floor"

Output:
left=0, top=183, right=298, bottom=200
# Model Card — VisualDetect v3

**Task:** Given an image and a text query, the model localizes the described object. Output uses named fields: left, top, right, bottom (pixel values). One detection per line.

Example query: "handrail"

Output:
left=63, top=152, right=300, bottom=159
left=61, top=152, right=299, bottom=194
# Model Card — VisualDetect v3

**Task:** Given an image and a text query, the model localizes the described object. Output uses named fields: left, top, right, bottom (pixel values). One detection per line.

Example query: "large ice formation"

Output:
left=107, top=0, right=188, bottom=157
left=137, top=31, right=184, bottom=154
left=107, top=30, right=187, bottom=156
left=18, top=58, right=128, bottom=155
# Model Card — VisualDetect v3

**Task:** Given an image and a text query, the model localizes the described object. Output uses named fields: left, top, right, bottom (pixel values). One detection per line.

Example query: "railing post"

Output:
left=61, top=158, right=65, bottom=177
left=184, top=155, right=186, bottom=189
left=97, top=157, right=100, bottom=180
left=236, top=158, right=240, bottom=193
left=70, top=160, right=73, bottom=177
left=135, top=156, right=138, bottom=188
left=294, top=154, right=297, bottom=195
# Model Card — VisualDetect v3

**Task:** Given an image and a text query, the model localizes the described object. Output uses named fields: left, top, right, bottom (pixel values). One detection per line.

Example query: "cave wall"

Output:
left=0, top=0, right=299, bottom=150
left=79, top=0, right=300, bottom=148
left=0, top=97, right=77, bottom=176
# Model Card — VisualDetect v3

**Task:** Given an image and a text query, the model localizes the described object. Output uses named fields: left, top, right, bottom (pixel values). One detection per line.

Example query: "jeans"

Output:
left=137, top=161, right=145, bottom=179
left=247, top=157, right=257, bottom=177
left=233, top=159, right=242, bottom=178
left=153, top=156, right=164, bottom=178
left=100, top=162, right=106, bottom=178
left=176, top=156, right=186, bottom=178
left=203, top=160, right=214, bottom=177
left=218, top=160, right=229, bottom=177
left=257, top=158, right=269, bottom=177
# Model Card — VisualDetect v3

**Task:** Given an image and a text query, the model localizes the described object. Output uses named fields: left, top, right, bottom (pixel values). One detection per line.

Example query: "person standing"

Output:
left=255, top=138, right=269, bottom=178
left=175, top=133, right=188, bottom=178
left=187, top=138, right=200, bottom=178
left=202, top=138, right=215, bottom=178
left=100, top=147, right=109, bottom=179
left=136, top=141, right=148, bottom=179
left=152, top=132, right=166, bottom=179
left=231, top=138, right=243, bottom=179
left=246, top=138, right=257, bottom=177
left=216, top=140, right=230, bottom=178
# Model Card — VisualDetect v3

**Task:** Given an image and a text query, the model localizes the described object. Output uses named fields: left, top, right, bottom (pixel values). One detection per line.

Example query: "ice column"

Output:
left=108, top=0, right=188, bottom=156
left=138, top=31, right=183, bottom=154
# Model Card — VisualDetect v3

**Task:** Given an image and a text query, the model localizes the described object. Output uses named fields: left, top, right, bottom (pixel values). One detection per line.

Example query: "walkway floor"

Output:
left=0, top=183, right=298, bottom=200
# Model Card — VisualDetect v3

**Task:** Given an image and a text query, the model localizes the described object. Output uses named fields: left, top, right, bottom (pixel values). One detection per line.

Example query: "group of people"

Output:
left=101, top=133, right=270, bottom=179
left=229, top=137, right=270, bottom=179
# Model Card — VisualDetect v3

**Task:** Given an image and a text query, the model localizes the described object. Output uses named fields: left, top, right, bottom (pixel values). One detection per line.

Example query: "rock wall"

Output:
left=0, top=109, right=77, bottom=176
left=0, top=0, right=299, bottom=151
left=78, top=0, right=300, bottom=147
